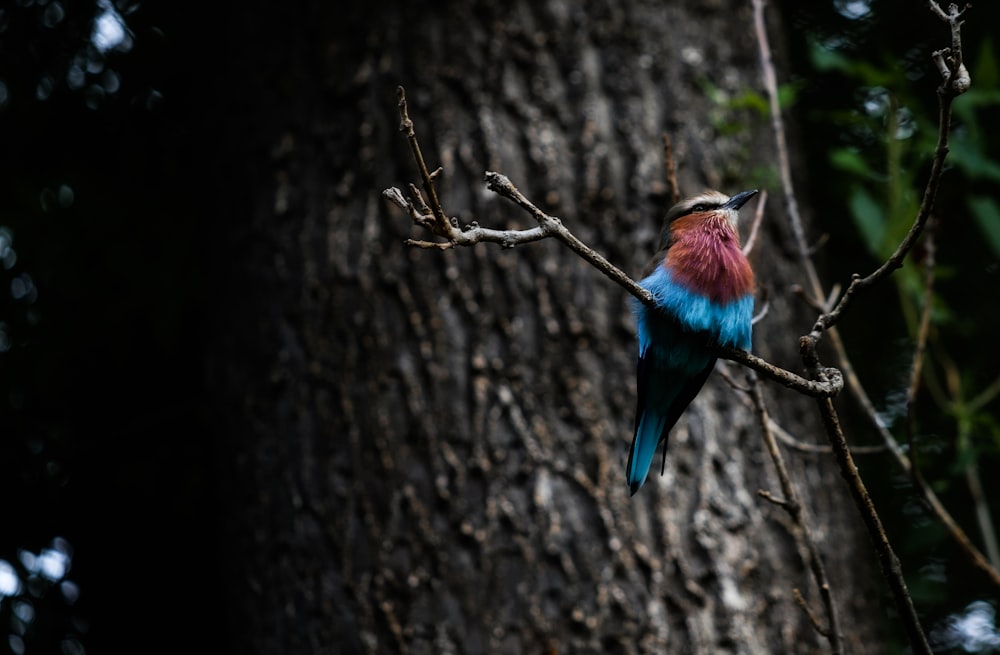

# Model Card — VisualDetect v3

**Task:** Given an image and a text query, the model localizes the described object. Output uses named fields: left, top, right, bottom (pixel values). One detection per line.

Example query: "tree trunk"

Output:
left=210, top=1, right=882, bottom=652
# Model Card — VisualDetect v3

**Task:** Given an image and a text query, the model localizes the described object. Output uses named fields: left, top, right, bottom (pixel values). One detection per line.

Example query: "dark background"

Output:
left=0, top=0, right=998, bottom=653
left=0, top=2, right=227, bottom=651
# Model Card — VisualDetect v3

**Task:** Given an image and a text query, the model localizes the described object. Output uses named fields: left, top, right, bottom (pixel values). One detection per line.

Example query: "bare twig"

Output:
left=814, top=396, right=931, bottom=653
left=751, top=0, right=823, bottom=302
left=791, top=284, right=841, bottom=314
left=742, top=189, right=767, bottom=256
left=662, top=133, right=680, bottom=207
left=905, top=220, right=936, bottom=487
left=383, top=186, right=549, bottom=249
left=719, top=347, right=841, bottom=398
left=929, top=1, right=972, bottom=94
left=757, top=489, right=788, bottom=507
left=806, top=232, right=830, bottom=257
left=768, top=418, right=886, bottom=456
left=793, top=588, right=829, bottom=638
left=758, top=0, right=995, bottom=625
left=397, top=87, right=449, bottom=231
left=968, top=373, right=1000, bottom=412
left=750, top=294, right=770, bottom=326
left=719, top=367, right=882, bottom=455
left=962, top=433, right=1000, bottom=569
left=749, top=373, right=841, bottom=652
left=483, top=172, right=656, bottom=306
left=485, top=174, right=824, bottom=398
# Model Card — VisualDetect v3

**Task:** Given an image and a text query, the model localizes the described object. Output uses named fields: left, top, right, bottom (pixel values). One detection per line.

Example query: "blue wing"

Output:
left=627, top=307, right=715, bottom=495
left=627, top=265, right=752, bottom=494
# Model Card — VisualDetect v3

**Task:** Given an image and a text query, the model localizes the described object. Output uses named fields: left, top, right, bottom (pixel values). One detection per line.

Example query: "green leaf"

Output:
left=968, top=195, right=1000, bottom=258
left=973, top=37, right=998, bottom=91
left=777, top=82, right=802, bottom=109
left=949, top=137, right=1000, bottom=182
left=808, top=41, right=852, bottom=72
left=848, top=186, right=886, bottom=257
left=830, top=148, right=877, bottom=179
left=729, top=90, right=769, bottom=116
left=807, top=40, right=893, bottom=86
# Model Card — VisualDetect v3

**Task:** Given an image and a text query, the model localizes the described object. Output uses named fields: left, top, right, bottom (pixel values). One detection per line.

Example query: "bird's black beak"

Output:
left=722, top=189, right=758, bottom=211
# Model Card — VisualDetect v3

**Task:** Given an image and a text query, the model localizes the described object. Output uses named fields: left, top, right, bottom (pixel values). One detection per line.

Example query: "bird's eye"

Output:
left=692, top=204, right=707, bottom=212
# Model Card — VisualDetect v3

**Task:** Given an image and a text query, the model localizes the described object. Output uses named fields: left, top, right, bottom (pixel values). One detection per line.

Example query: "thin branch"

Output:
left=768, top=418, right=886, bottom=456
left=719, top=366, right=882, bottom=455
left=757, top=489, right=787, bottom=507
left=384, top=186, right=550, bottom=249
left=814, top=396, right=932, bottom=654
left=964, top=441, right=1000, bottom=569
left=397, top=87, right=449, bottom=231
left=968, top=372, right=1000, bottom=412
left=751, top=0, right=823, bottom=303
left=392, top=183, right=838, bottom=398
left=719, top=347, right=841, bottom=398
left=905, top=220, right=937, bottom=492
left=929, top=1, right=972, bottom=93
left=483, top=172, right=656, bottom=306
left=749, top=373, right=841, bottom=652
left=791, top=284, right=841, bottom=314
left=750, top=293, right=770, bottom=326
left=742, top=189, right=767, bottom=256
left=806, top=232, right=831, bottom=257
left=662, top=133, right=681, bottom=206
left=794, top=588, right=829, bottom=639
left=757, top=0, right=996, bottom=607
left=811, top=279, right=1000, bottom=590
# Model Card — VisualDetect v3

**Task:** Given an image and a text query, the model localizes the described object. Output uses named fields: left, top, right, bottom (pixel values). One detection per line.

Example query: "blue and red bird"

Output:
left=627, top=189, right=758, bottom=495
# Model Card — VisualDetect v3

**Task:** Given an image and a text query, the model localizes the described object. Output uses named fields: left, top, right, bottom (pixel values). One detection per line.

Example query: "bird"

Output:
left=627, top=189, right=758, bottom=495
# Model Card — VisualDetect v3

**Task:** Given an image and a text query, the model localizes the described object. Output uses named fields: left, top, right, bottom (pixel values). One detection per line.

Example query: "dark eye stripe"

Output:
left=678, top=202, right=717, bottom=217
left=666, top=196, right=724, bottom=223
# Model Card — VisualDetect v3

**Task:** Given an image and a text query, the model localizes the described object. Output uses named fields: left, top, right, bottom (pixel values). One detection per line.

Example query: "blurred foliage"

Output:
left=781, top=0, right=1000, bottom=651
left=0, top=2, right=223, bottom=654
left=696, top=78, right=783, bottom=194
left=0, top=539, right=84, bottom=655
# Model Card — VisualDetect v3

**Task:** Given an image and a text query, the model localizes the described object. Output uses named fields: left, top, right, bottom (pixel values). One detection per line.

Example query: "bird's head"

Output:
left=661, top=189, right=758, bottom=245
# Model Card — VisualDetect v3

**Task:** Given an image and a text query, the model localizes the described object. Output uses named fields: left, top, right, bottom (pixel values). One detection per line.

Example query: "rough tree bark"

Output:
left=209, top=1, right=883, bottom=652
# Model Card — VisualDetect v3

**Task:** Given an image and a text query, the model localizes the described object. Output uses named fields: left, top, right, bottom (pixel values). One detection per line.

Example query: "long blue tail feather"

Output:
left=627, top=342, right=716, bottom=495
left=626, top=409, right=667, bottom=495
